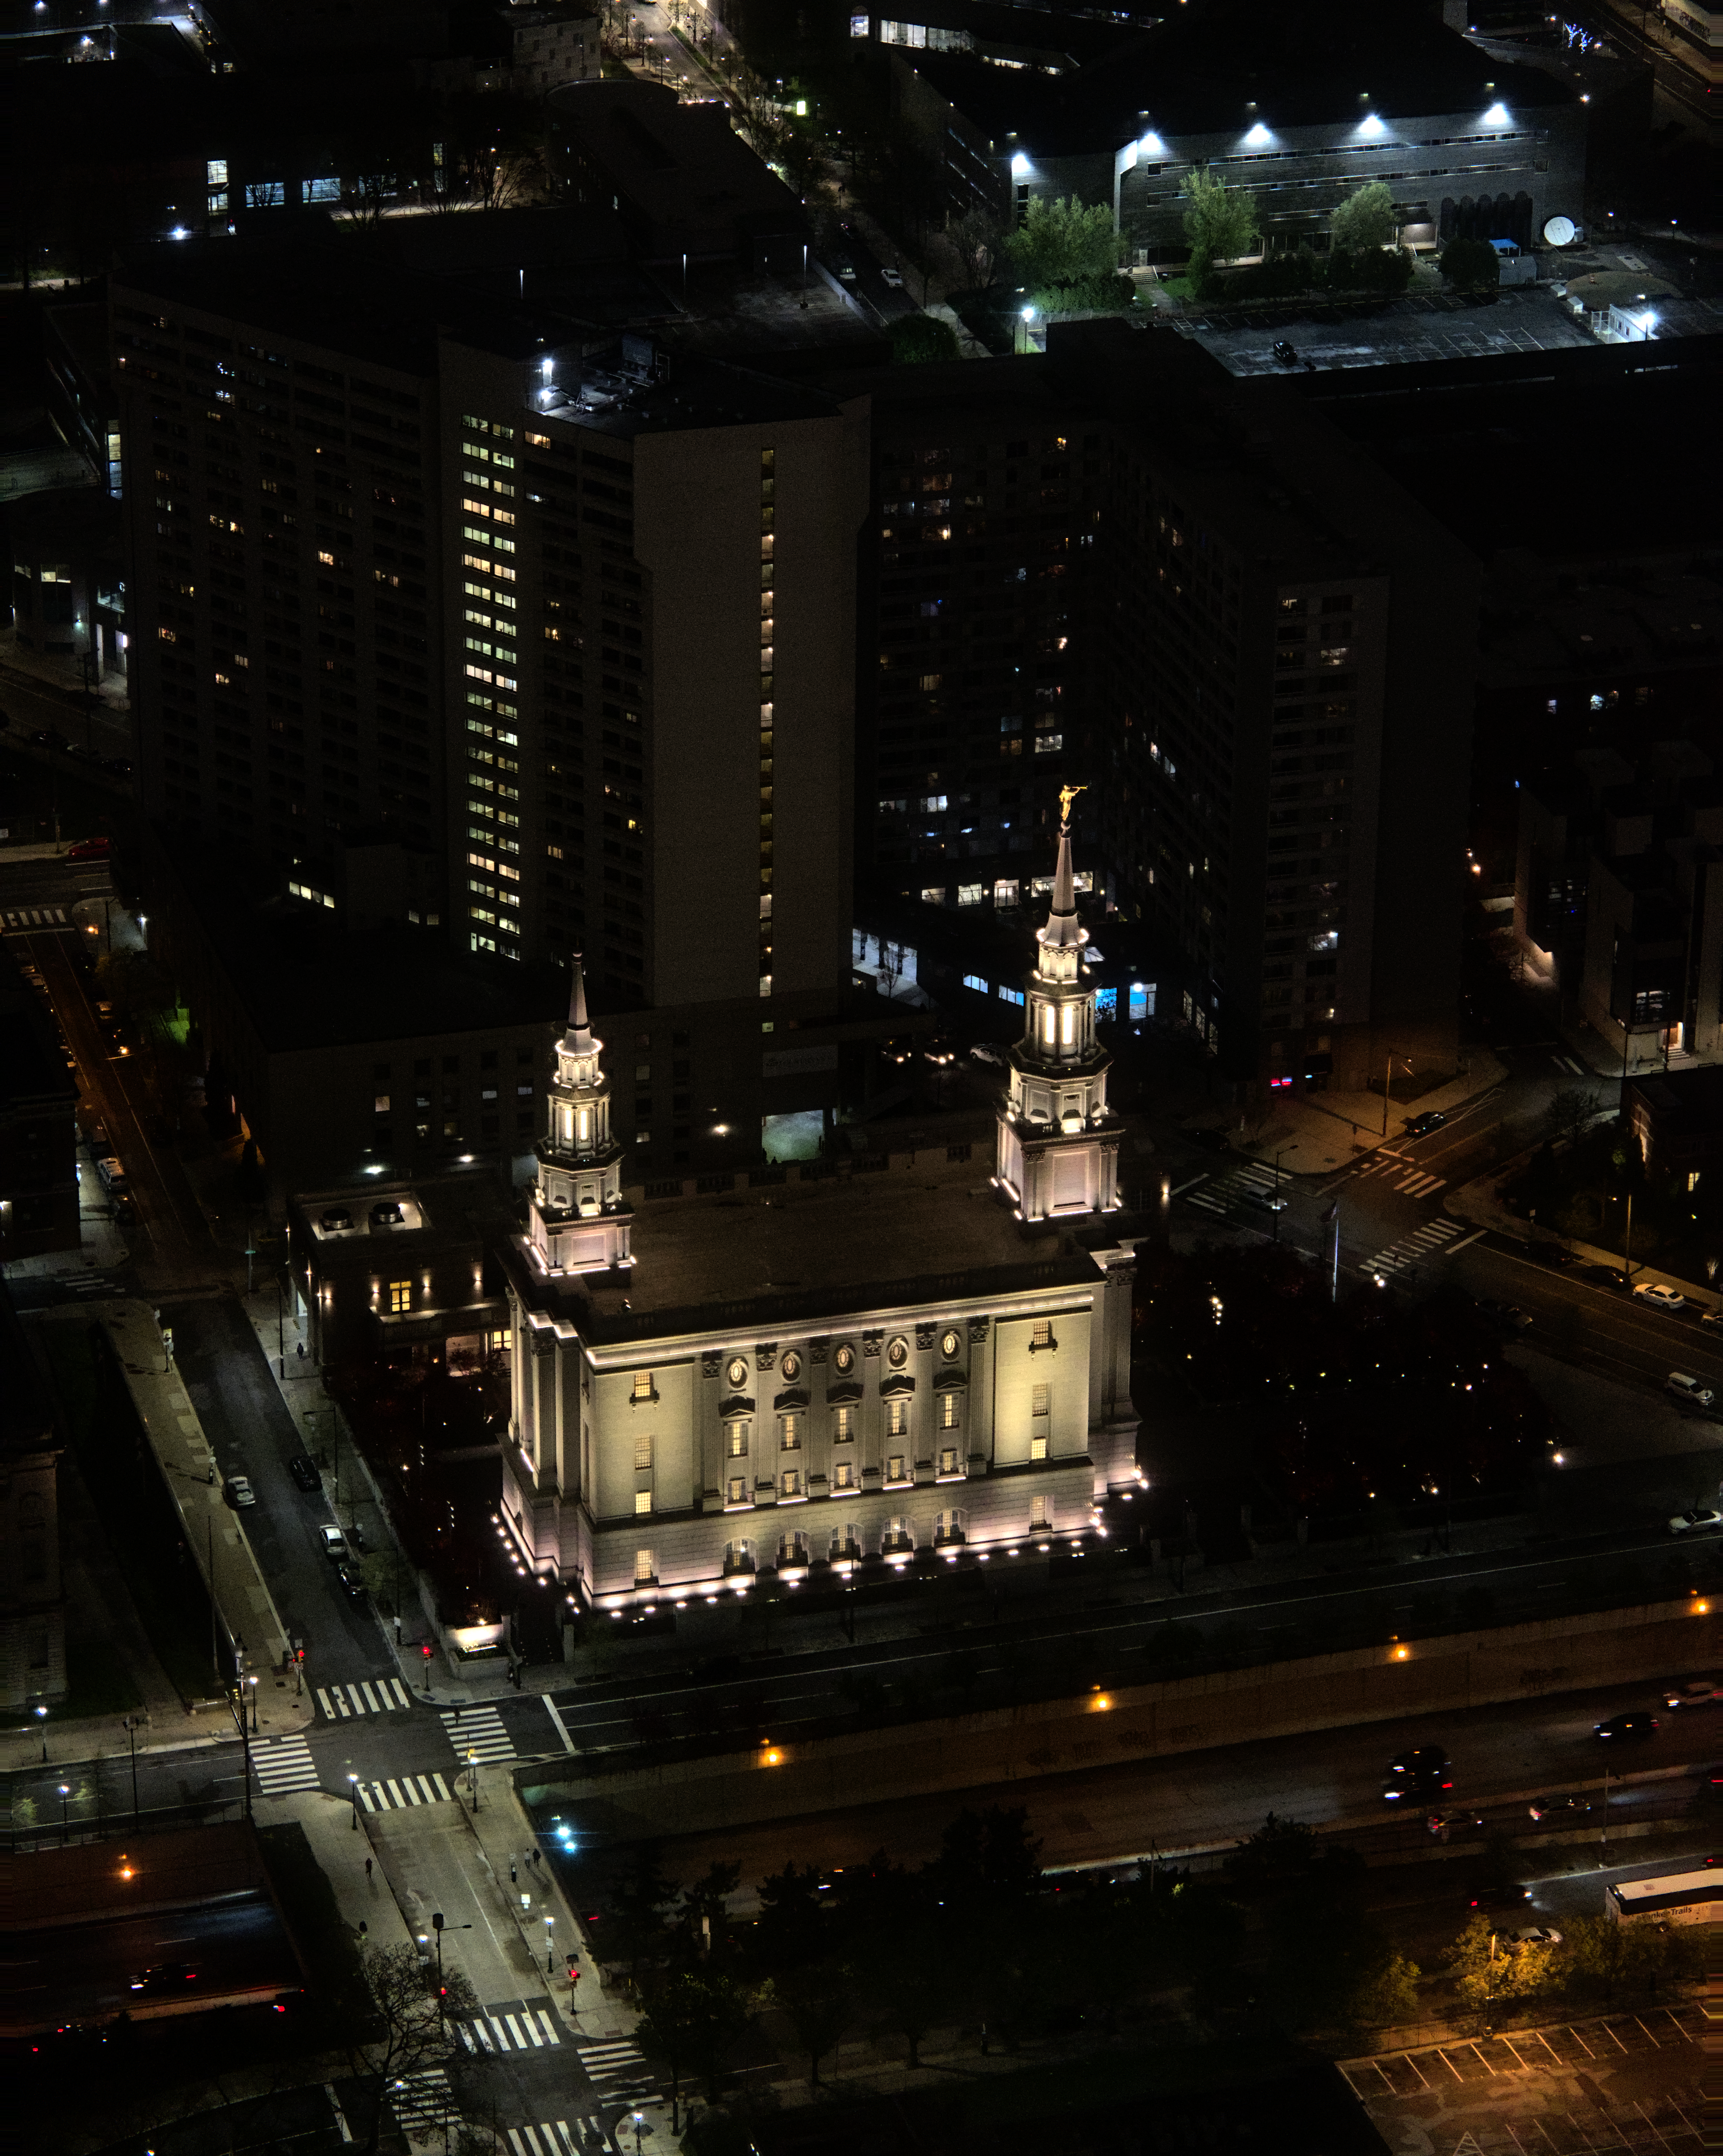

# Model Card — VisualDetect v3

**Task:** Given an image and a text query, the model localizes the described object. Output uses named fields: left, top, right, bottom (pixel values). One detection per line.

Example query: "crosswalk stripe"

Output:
left=358, top=1680, right=381, bottom=1711
left=504, top=2013, right=527, bottom=2047
left=537, top=2009, right=561, bottom=2044
left=316, top=1688, right=336, bottom=1718
left=253, top=1735, right=319, bottom=1796
left=356, top=1773, right=455, bottom=1813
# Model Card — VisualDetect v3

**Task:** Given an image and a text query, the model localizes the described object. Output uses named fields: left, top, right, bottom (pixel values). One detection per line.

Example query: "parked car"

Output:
left=1586, top=1264, right=1632, bottom=1290
left=66, top=835, right=111, bottom=861
left=1527, top=1794, right=1591, bottom=1820
left=1272, top=339, right=1298, bottom=365
left=318, top=1526, right=349, bottom=1561
left=1595, top=1711, right=1659, bottom=1741
left=1468, top=1883, right=1532, bottom=1910
left=1664, top=1678, right=1719, bottom=1709
left=1665, top=1374, right=1716, bottom=1411
left=1516, top=1924, right=1562, bottom=1946
left=225, top=1475, right=256, bottom=1508
left=881, top=265, right=904, bottom=288
left=288, top=1455, right=321, bottom=1493
left=1669, top=1506, right=1723, bottom=1535
left=1702, top=1308, right=1723, bottom=1332
left=1383, top=1745, right=1453, bottom=1801
left=1479, top=1299, right=1533, bottom=1333
left=968, top=1043, right=1007, bottom=1066
left=835, top=259, right=858, bottom=283
left=1635, top=1281, right=1688, bottom=1313
left=1403, top=1110, right=1447, bottom=1137
left=1531, top=1244, right=1577, bottom=1270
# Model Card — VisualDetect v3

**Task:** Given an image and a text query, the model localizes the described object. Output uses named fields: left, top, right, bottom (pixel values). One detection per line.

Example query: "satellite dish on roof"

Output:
left=1543, top=215, right=1577, bottom=247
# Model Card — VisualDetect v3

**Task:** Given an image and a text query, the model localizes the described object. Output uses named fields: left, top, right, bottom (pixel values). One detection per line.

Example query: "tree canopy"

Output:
left=1329, top=180, right=1400, bottom=253
left=1004, top=195, right=1130, bottom=310
left=1180, top=168, right=1260, bottom=289
left=1439, top=235, right=1501, bottom=294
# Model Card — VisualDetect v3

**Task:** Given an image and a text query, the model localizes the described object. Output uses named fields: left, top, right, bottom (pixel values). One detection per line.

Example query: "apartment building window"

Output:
left=1032, top=1382, right=1050, bottom=1417
left=723, top=1538, right=753, bottom=1574
left=634, top=1548, right=655, bottom=1582
left=1031, top=1495, right=1052, bottom=1531
left=1031, top=1433, right=1049, bottom=1460
left=939, top=1393, right=959, bottom=1430
left=634, top=1490, right=653, bottom=1516
left=781, top=1468, right=802, bottom=1499
left=631, top=1370, right=653, bottom=1400
left=633, top=1436, right=653, bottom=1470
left=727, top=1476, right=748, bottom=1505
left=934, top=1507, right=965, bottom=1544
left=887, top=1454, right=907, bottom=1484
left=727, top=1424, right=749, bottom=1457
left=1031, top=1320, right=1053, bottom=1349
left=780, top=1414, right=802, bottom=1450
left=887, top=1398, right=908, bottom=1437
left=833, top=1461, right=855, bottom=1491
left=388, top=1280, right=411, bottom=1313
left=833, top=1406, right=854, bottom=1442
left=939, top=1448, right=960, bottom=1477
left=884, top=1514, right=914, bottom=1554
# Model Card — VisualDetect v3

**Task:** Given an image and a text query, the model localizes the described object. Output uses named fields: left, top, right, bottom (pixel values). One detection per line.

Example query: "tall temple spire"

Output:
left=993, top=791, right=1120, bottom=1225
left=563, top=950, right=597, bottom=1056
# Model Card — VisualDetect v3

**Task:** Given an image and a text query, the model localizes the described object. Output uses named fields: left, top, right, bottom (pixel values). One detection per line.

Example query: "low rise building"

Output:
left=889, top=0, right=1585, bottom=255
left=1625, top=1066, right=1723, bottom=1181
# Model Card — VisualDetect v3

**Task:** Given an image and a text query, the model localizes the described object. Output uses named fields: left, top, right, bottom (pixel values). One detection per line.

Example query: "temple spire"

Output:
left=563, top=950, right=597, bottom=1055
left=1039, top=784, right=1086, bottom=953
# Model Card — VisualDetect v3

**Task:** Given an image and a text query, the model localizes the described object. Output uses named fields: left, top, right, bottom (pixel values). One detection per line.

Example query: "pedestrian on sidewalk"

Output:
left=365, top=1857, right=373, bottom=1883
left=511, top=1859, right=518, bottom=1883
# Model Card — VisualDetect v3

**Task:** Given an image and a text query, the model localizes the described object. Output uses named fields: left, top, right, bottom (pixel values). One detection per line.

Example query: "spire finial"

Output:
left=1040, top=789, right=1086, bottom=951
left=562, top=950, right=598, bottom=1053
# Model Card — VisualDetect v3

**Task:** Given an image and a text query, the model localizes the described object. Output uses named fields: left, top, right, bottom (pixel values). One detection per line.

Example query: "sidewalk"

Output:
left=1447, top=1152, right=1723, bottom=1315
left=278, top=1786, right=417, bottom=1953
left=1221, top=1050, right=1508, bottom=1177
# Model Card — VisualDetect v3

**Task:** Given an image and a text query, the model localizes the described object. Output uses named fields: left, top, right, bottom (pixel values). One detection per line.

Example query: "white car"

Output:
left=881, top=266, right=904, bottom=288
left=969, top=1043, right=1006, bottom=1066
left=1243, top=1188, right=1288, bottom=1214
left=1515, top=1925, right=1562, bottom=1947
left=1635, top=1282, right=1687, bottom=1313
left=1668, top=1507, right=1723, bottom=1536
left=226, top=1475, right=256, bottom=1508
left=319, top=1525, right=349, bottom=1560
left=1663, top=1678, right=1719, bottom=1708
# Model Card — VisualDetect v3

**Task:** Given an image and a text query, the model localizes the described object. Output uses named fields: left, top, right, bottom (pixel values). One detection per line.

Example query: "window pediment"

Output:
left=879, top=1373, right=916, bottom=1398
left=774, top=1387, right=810, bottom=1412
left=720, top=1394, right=755, bottom=1417
left=932, top=1367, right=968, bottom=1389
left=824, top=1380, right=865, bottom=1405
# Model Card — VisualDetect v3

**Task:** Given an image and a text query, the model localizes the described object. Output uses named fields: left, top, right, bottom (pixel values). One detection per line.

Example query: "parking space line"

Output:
left=1467, top=2041, right=1497, bottom=2075
left=1433, top=2049, right=1466, bottom=2082
left=1632, top=2100, right=1674, bottom=2151
left=1600, top=2022, right=1630, bottom=2053
left=1632, top=2016, right=1662, bottom=2048
left=1566, top=2023, right=1597, bottom=2059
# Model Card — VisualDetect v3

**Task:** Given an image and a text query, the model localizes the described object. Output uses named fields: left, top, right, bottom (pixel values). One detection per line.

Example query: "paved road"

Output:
left=14, top=1891, right=297, bottom=2025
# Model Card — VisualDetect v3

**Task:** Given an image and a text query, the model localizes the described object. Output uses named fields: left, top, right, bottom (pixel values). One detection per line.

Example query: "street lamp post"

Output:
left=544, top=1914, right=555, bottom=1974
left=350, top=1772, right=360, bottom=1829
left=59, top=1782, right=71, bottom=1844
left=248, top=1674, right=259, bottom=1732
left=468, top=1749, right=480, bottom=1811
left=36, top=1704, right=48, bottom=1762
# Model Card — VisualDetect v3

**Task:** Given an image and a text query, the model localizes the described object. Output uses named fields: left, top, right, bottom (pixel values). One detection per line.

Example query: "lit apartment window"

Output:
left=887, top=1399, right=908, bottom=1437
left=633, top=1436, right=653, bottom=1470
left=833, top=1406, right=853, bottom=1441
left=388, top=1280, right=411, bottom=1314
left=634, top=1548, right=655, bottom=1581
left=1031, top=1435, right=1049, bottom=1461
left=1032, top=1382, right=1050, bottom=1416
left=887, top=1454, right=906, bottom=1483
left=1031, top=1321, right=1052, bottom=1350
left=780, top=1415, right=801, bottom=1450
left=631, top=1371, right=653, bottom=1400
left=728, top=1477, right=748, bottom=1505
left=727, top=1425, right=749, bottom=1458
left=1031, top=1496, right=1052, bottom=1531
left=939, top=1448, right=959, bottom=1476
left=634, top=1491, right=653, bottom=1516
left=833, top=1461, right=855, bottom=1490
left=781, top=1469, right=801, bottom=1499
left=940, top=1393, right=958, bottom=1430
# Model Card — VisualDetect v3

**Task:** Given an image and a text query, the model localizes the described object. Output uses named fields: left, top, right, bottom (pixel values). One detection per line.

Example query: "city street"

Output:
left=13, top=1891, right=298, bottom=2026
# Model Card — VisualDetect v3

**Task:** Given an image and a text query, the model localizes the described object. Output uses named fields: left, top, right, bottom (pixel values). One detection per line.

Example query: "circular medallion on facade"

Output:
left=941, top=1329, right=961, bottom=1360
left=726, top=1356, right=748, bottom=1389
left=834, top=1344, right=855, bottom=1374
left=887, top=1336, right=909, bottom=1368
left=780, top=1351, right=801, bottom=1382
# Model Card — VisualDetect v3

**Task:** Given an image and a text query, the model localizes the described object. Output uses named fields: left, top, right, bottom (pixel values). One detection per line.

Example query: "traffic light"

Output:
left=421, top=1642, right=433, bottom=1659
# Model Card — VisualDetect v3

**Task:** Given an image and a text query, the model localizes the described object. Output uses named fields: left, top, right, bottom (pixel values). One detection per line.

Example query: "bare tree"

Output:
left=937, top=206, right=1009, bottom=293
left=344, top=1941, right=482, bottom=2155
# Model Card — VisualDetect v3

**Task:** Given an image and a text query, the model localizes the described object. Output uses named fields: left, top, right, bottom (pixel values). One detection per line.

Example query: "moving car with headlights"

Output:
left=1595, top=1710, right=1659, bottom=1741
left=1383, top=1745, right=1452, bottom=1801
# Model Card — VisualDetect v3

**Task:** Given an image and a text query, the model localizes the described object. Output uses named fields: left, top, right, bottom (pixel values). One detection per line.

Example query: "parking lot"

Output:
left=1343, top=2005, right=1705, bottom=2153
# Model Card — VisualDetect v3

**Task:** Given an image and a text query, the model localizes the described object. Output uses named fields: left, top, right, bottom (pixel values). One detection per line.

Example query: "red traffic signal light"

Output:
left=421, top=1643, right=433, bottom=1659
left=295, top=1648, right=305, bottom=1664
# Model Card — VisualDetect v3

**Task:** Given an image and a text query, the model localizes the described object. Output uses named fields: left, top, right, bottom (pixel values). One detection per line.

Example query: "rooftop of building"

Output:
left=504, top=1136, right=1139, bottom=1344
left=533, top=334, right=851, bottom=440
left=0, top=954, right=80, bottom=1117
left=547, top=80, right=807, bottom=244
left=1628, top=1066, right=1723, bottom=1128
left=290, top=1169, right=514, bottom=1244
left=191, top=0, right=462, bottom=66
left=155, top=843, right=565, bottom=1057
left=0, top=1279, right=58, bottom=1460
left=903, top=0, right=1571, bottom=154
left=1299, top=335, right=1723, bottom=566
